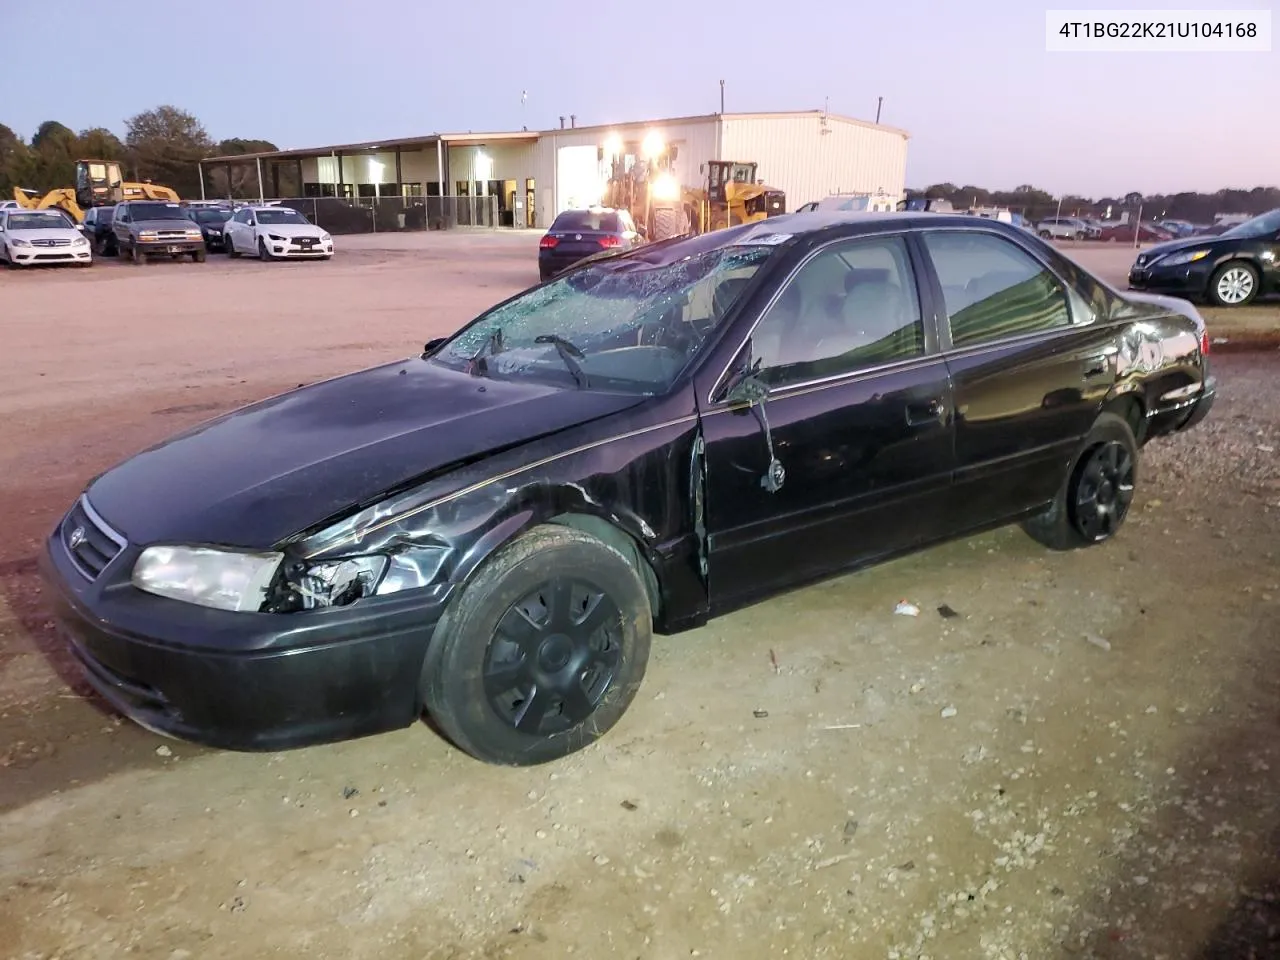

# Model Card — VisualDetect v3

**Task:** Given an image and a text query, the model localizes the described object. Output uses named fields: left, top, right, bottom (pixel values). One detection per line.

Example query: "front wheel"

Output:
left=257, top=237, right=272, bottom=261
left=421, top=524, right=653, bottom=765
left=1207, top=261, right=1259, bottom=307
left=130, top=242, right=145, bottom=264
left=1022, top=411, right=1138, bottom=551
left=192, top=249, right=207, bottom=263
left=1038, top=229, right=1051, bottom=239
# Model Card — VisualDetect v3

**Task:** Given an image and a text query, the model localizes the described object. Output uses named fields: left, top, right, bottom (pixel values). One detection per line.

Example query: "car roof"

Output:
left=609, top=211, right=1032, bottom=268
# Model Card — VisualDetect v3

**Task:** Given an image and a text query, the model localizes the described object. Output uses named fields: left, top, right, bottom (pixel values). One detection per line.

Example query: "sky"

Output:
left=4, top=0, right=1275, bottom=197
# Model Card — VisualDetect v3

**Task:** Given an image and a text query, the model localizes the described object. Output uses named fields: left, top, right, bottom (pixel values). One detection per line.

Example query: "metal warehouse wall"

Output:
left=721, top=114, right=908, bottom=210
left=531, top=117, right=720, bottom=226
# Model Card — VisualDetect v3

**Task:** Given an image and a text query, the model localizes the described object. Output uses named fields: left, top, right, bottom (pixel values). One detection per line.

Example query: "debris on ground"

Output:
left=752, top=709, right=769, bottom=719
left=155, top=745, right=172, bottom=758
left=894, top=600, right=921, bottom=617
left=940, top=706, right=958, bottom=719
left=937, top=603, right=961, bottom=619
left=1085, top=634, right=1112, bottom=652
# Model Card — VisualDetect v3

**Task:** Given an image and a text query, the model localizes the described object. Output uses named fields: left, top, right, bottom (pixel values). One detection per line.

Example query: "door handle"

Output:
left=906, top=398, right=945, bottom=426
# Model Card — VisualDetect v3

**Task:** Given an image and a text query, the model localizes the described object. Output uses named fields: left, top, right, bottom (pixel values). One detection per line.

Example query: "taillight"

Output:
left=1200, top=330, right=1211, bottom=356
left=539, top=235, right=558, bottom=249
left=599, top=235, right=621, bottom=248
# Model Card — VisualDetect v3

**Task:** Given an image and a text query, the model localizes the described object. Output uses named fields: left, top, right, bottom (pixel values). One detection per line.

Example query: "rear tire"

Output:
left=421, top=524, right=653, bottom=766
left=1022, top=412, right=1138, bottom=551
left=1038, top=229, right=1051, bottom=239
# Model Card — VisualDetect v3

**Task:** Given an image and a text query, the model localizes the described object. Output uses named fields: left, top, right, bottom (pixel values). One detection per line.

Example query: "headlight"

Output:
left=185, top=230, right=203, bottom=239
left=73, top=236, right=88, bottom=246
left=268, top=233, right=286, bottom=241
left=132, top=545, right=282, bottom=612
left=320, top=233, right=331, bottom=242
left=276, top=555, right=389, bottom=611
left=1157, top=249, right=1210, bottom=266
left=11, top=238, right=30, bottom=247
left=208, top=229, right=222, bottom=236
left=139, top=230, right=157, bottom=239
left=651, top=172, right=680, bottom=202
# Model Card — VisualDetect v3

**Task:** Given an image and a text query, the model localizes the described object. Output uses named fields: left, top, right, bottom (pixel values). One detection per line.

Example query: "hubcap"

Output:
left=483, top=578, right=622, bottom=735
left=1217, top=267, right=1254, bottom=304
left=1072, top=441, right=1135, bottom=542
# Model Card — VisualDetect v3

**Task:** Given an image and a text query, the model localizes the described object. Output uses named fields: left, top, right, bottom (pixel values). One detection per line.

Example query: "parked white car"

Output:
left=223, top=205, right=333, bottom=260
left=0, top=209, right=92, bottom=267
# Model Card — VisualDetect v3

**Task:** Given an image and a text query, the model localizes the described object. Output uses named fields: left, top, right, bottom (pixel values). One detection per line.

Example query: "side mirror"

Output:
left=422, top=337, right=447, bottom=357
left=725, top=372, right=770, bottom=406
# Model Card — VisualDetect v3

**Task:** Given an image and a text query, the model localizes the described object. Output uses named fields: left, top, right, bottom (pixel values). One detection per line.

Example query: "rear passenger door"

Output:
left=917, top=228, right=1121, bottom=533
left=699, top=232, right=955, bottom=610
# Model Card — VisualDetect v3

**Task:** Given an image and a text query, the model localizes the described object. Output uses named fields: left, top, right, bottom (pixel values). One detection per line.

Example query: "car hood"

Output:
left=256, top=222, right=324, bottom=238
left=9, top=227, right=83, bottom=241
left=85, top=359, right=646, bottom=549
left=1135, top=235, right=1232, bottom=261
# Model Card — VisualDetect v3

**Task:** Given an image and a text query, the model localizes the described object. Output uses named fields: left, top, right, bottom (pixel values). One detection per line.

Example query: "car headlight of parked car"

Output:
left=10, top=238, right=30, bottom=247
left=73, top=236, right=88, bottom=246
left=131, top=545, right=390, bottom=613
left=1157, top=249, right=1210, bottom=267
left=269, top=233, right=286, bottom=241
left=321, top=233, right=332, bottom=242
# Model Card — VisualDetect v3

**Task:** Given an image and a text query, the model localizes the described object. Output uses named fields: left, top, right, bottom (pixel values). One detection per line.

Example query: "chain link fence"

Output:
left=242, top=196, right=502, bottom=235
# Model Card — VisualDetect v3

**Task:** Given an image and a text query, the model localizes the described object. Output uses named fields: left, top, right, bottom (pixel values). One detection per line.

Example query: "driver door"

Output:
left=697, top=232, right=956, bottom=613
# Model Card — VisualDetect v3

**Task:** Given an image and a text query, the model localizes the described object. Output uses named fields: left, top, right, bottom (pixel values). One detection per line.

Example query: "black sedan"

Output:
left=185, top=205, right=233, bottom=251
left=1128, top=208, right=1280, bottom=307
left=538, top=207, right=642, bottom=281
left=41, top=213, right=1215, bottom=766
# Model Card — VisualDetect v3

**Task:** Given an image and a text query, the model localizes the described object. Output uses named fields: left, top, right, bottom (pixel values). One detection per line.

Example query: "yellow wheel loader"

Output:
left=12, top=160, right=180, bottom=223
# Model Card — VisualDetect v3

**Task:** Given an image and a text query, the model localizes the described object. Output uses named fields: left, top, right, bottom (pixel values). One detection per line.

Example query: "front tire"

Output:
left=422, top=524, right=652, bottom=766
left=192, top=249, right=206, bottom=263
left=1038, top=229, right=1051, bottom=239
left=258, top=237, right=272, bottom=261
left=1022, top=412, right=1138, bottom=551
left=130, top=242, right=145, bottom=264
left=1207, top=261, right=1259, bottom=307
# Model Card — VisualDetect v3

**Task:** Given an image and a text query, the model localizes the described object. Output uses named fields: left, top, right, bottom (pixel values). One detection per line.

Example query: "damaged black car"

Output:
left=41, top=213, right=1215, bottom=765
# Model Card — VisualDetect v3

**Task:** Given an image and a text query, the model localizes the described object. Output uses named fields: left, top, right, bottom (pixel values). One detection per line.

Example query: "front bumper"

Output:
left=40, top=519, right=455, bottom=751
left=267, top=238, right=333, bottom=258
left=8, top=245, right=92, bottom=265
left=136, top=238, right=205, bottom=255
left=1127, top=259, right=1214, bottom=297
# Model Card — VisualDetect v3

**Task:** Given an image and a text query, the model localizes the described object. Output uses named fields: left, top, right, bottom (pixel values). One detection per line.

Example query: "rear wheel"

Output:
left=1022, top=412, right=1138, bottom=551
left=1207, top=261, right=1259, bottom=307
left=1038, top=229, right=1051, bottom=239
left=422, top=524, right=652, bottom=765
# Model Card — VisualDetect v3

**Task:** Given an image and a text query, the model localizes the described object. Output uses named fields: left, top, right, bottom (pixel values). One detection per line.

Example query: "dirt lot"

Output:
left=2, top=234, right=1279, bottom=960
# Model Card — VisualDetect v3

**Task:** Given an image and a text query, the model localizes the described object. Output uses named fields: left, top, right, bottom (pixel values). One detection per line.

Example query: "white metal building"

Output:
left=200, top=110, right=909, bottom=230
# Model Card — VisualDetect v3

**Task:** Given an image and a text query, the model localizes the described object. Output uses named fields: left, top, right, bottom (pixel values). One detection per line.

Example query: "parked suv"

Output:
left=111, top=200, right=207, bottom=263
left=1036, top=217, right=1098, bottom=241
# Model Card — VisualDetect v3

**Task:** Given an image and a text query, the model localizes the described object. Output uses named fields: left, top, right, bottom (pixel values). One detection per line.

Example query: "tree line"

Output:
left=908, top=183, right=1280, bottom=224
left=0, top=105, right=291, bottom=204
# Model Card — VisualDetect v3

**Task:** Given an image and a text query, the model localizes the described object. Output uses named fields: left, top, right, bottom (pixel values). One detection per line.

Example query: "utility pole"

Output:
left=875, top=96, right=883, bottom=124
left=719, top=80, right=725, bottom=114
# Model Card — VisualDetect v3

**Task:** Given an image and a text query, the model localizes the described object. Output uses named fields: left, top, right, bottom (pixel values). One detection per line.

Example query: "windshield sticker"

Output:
left=735, top=233, right=792, bottom=246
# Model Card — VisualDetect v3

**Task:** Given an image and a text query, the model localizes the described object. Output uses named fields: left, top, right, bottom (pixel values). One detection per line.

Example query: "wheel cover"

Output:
left=483, top=578, right=623, bottom=735
left=1216, top=266, right=1254, bottom=304
left=1071, top=441, right=1135, bottom=541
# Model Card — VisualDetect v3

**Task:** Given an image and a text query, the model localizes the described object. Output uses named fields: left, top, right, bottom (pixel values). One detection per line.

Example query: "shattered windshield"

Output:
left=432, top=244, right=776, bottom=393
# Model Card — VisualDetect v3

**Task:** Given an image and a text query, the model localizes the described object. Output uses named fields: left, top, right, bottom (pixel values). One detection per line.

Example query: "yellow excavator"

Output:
left=601, top=136, right=785, bottom=241
left=12, top=159, right=180, bottom=223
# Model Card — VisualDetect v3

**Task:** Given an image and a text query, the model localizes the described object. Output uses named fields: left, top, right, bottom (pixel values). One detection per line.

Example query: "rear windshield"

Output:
left=551, top=210, right=622, bottom=233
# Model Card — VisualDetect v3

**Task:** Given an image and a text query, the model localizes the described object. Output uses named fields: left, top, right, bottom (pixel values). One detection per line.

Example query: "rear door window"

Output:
left=921, top=230, right=1071, bottom=348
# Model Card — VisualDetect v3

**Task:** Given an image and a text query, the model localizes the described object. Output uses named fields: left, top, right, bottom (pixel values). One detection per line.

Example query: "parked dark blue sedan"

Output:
left=538, top=207, right=643, bottom=281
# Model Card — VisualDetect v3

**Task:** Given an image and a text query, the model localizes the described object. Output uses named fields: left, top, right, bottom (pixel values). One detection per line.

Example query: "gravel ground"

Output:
left=0, top=236, right=1277, bottom=960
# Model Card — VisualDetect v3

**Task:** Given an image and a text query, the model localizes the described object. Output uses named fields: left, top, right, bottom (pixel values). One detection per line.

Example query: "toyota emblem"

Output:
left=68, top=526, right=86, bottom=549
